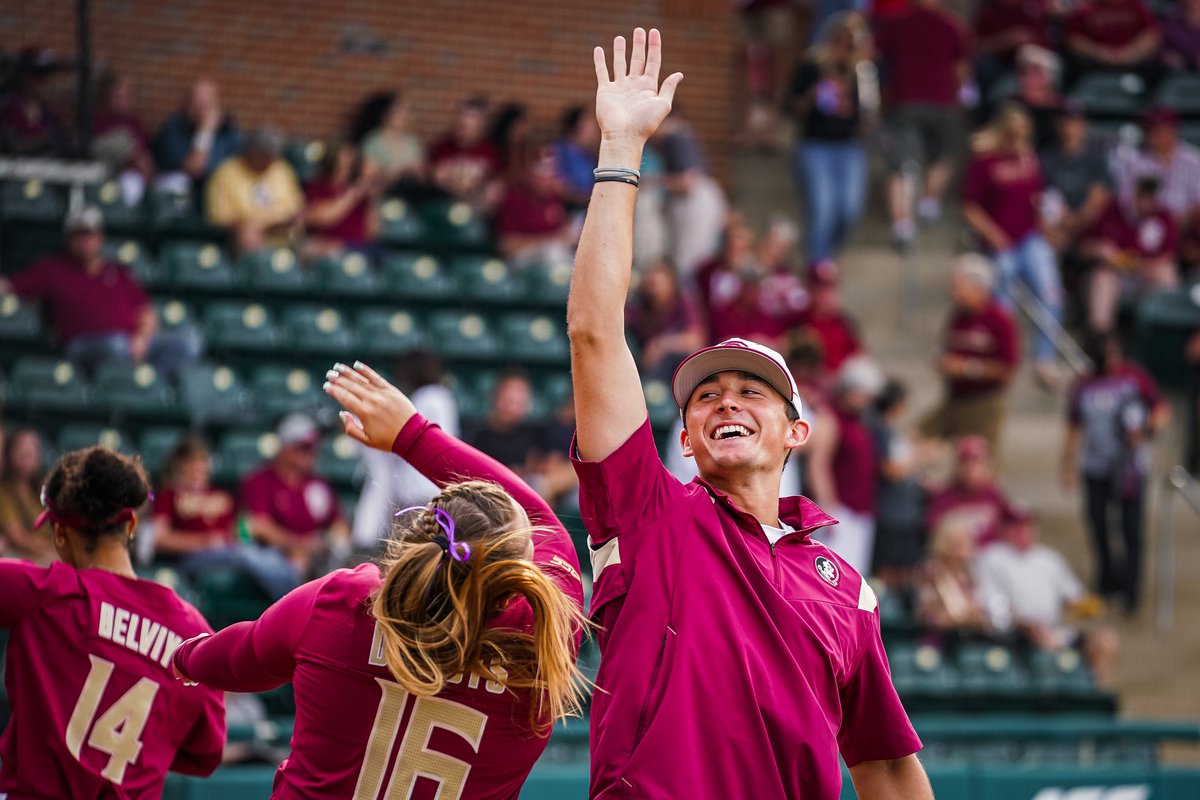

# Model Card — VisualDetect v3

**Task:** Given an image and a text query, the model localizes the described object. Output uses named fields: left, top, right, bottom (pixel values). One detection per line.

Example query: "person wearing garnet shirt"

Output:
left=429, top=96, right=505, bottom=214
left=1064, top=0, right=1161, bottom=78
left=495, top=141, right=576, bottom=268
left=926, top=435, right=1012, bottom=546
left=963, top=102, right=1061, bottom=387
left=303, top=141, right=381, bottom=257
left=152, top=436, right=236, bottom=564
left=795, top=259, right=864, bottom=375
left=920, top=254, right=1019, bottom=449
left=972, top=0, right=1051, bottom=98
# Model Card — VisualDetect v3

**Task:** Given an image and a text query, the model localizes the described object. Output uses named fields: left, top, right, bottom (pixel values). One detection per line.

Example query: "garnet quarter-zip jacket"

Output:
left=572, top=420, right=921, bottom=800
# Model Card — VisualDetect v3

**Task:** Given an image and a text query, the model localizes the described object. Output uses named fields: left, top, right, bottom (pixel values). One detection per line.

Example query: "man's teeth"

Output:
left=715, top=425, right=752, bottom=439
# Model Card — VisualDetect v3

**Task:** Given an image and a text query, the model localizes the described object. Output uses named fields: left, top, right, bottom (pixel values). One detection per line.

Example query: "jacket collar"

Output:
left=691, top=477, right=838, bottom=539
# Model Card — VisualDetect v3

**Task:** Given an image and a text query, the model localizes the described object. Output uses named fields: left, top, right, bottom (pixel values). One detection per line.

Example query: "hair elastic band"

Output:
left=396, top=505, right=471, bottom=562
left=594, top=175, right=639, bottom=188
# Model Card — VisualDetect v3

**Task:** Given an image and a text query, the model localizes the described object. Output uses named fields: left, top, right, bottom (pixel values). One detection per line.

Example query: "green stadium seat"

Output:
left=92, top=362, right=179, bottom=421
left=315, top=251, right=382, bottom=299
left=163, top=240, right=241, bottom=292
left=1134, top=289, right=1200, bottom=390
left=317, top=433, right=362, bottom=487
left=426, top=310, right=501, bottom=361
left=1068, top=71, right=1146, bottom=117
left=383, top=251, right=458, bottom=302
left=523, top=258, right=573, bottom=308
left=204, top=301, right=283, bottom=353
left=7, top=357, right=91, bottom=415
left=1029, top=648, right=1097, bottom=696
left=154, top=297, right=197, bottom=334
left=420, top=198, right=490, bottom=250
left=355, top=308, right=426, bottom=358
left=280, top=305, right=357, bottom=356
left=179, top=364, right=254, bottom=426
left=147, top=185, right=210, bottom=236
left=956, top=644, right=1033, bottom=703
left=250, top=366, right=326, bottom=419
left=447, top=371, right=492, bottom=423
left=0, top=293, right=45, bottom=345
left=889, top=643, right=963, bottom=705
left=451, top=255, right=523, bottom=304
left=498, top=312, right=569, bottom=365
left=241, top=247, right=313, bottom=295
left=0, top=179, right=66, bottom=222
left=539, top=372, right=573, bottom=411
left=642, top=377, right=678, bottom=430
left=194, top=566, right=273, bottom=630
left=1153, top=73, right=1200, bottom=118
left=284, top=138, right=327, bottom=184
left=213, top=429, right=279, bottom=486
left=84, top=179, right=141, bottom=231
left=377, top=197, right=426, bottom=247
left=58, top=424, right=132, bottom=455
left=138, top=427, right=188, bottom=478
left=103, top=238, right=166, bottom=290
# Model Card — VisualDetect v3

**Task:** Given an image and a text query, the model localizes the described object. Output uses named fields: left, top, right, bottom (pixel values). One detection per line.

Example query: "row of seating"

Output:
left=991, top=70, right=1200, bottom=121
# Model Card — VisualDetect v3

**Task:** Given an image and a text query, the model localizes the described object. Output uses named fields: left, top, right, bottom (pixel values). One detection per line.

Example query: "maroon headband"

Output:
left=35, top=485, right=137, bottom=532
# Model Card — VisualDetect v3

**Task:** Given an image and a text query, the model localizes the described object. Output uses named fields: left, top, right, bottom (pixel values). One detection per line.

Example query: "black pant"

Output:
left=1083, top=475, right=1144, bottom=613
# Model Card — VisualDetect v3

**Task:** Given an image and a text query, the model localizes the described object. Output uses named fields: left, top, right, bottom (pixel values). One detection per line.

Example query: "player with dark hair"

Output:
left=0, top=446, right=225, bottom=800
left=171, top=362, right=586, bottom=799
left=567, top=29, right=930, bottom=798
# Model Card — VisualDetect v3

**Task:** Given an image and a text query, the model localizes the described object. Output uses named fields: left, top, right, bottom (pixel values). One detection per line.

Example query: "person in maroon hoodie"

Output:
left=795, top=258, right=864, bottom=374
left=567, top=28, right=927, bottom=800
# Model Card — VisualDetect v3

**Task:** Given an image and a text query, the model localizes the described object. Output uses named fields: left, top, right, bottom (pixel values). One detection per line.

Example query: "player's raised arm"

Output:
left=568, top=27, right=682, bottom=461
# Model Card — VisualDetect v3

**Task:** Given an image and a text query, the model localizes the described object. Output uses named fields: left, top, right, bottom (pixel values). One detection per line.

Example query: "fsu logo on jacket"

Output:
left=814, top=556, right=839, bottom=587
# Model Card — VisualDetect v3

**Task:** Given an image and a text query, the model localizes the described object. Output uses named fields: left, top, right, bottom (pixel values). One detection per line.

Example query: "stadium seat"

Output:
left=283, top=138, right=326, bottom=184
left=956, top=644, right=1033, bottom=705
left=139, top=426, right=188, bottom=478
left=92, top=361, right=180, bottom=421
left=426, top=310, right=501, bottom=361
left=355, top=308, right=426, bottom=358
left=7, top=357, right=91, bottom=415
left=382, top=251, right=458, bottom=302
left=498, top=312, right=570, bottom=365
left=103, top=238, right=167, bottom=290
left=642, top=377, right=678, bottom=430
left=84, top=180, right=141, bottom=231
left=154, top=297, right=197, bottom=334
left=451, top=255, right=523, bottom=304
left=0, top=179, right=66, bottom=222
left=179, top=363, right=254, bottom=426
left=250, top=365, right=326, bottom=419
left=888, top=643, right=963, bottom=705
left=1068, top=71, right=1147, bottom=117
left=163, top=240, right=241, bottom=292
left=1029, top=648, right=1097, bottom=696
left=241, top=247, right=314, bottom=296
left=194, top=566, right=273, bottom=630
left=539, top=372, right=573, bottom=412
left=280, top=305, right=357, bottom=356
left=204, top=301, right=283, bottom=353
left=522, top=258, right=573, bottom=308
left=213, top=429, right=279, bottom=486
left=447, top=370, right=493, bottom=423
left=421, top=198, right=490, bottom=250
left=147, top=184, right=211, bottom=236
left=1153, top=73, right=1200, bottom=118
left=377, top=198, right=426, bottom=247
left=315, top=251, right=382, bottom=298
left=317, top=433, right=362, bottom=487
left=58, top=424, right=132, bottom=455
left=0, top=293, right=45, bottom=346
left=1134, top=289, right=1200, bottom=390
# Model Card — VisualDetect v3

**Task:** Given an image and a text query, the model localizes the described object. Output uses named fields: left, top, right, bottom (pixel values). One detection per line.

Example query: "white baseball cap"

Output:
left=276, top=412, right=320, bottom=447
left=671, top=338, right=803, bottom=419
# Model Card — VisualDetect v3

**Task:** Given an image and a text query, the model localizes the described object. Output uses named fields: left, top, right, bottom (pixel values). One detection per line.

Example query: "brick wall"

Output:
left=1, top=0, right=736, bottom=176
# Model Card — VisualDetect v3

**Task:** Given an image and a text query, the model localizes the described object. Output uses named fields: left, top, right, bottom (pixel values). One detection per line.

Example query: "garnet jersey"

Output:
left=173, top=415, right=584, bottom=800
left=0, top=561, right=225, bottom=800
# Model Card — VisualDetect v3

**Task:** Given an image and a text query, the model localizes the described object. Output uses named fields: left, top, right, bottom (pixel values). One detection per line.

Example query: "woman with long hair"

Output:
left=151, top=435, right=236, bottom=563
left=963, top=101, right=1064, bottom=388
left=172, top=361, right=587, bottom=799
left=0, top=427, right=53, bottom=563
left=0, top=446, right=224, bottom=799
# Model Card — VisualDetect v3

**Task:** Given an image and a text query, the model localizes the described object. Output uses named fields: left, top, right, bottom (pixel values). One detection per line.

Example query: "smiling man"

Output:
left=567, top=29, right=931, bottom=800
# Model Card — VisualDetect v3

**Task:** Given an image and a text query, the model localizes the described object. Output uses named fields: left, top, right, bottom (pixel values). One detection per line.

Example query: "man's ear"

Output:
left=680, top=421, right=694, bottom=458
left=786, top=418, right=811, bottom=450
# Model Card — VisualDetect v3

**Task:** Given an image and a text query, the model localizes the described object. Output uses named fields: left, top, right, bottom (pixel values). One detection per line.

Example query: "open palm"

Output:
left=593, top=28, right=683, bottom=143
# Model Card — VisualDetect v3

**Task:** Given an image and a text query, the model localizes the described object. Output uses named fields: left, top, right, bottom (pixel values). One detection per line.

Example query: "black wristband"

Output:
left=594, top=175, right=640, bottom=188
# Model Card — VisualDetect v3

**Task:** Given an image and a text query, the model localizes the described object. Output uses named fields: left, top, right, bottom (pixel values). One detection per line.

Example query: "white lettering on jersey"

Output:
left=1030, top=786, right=1149, bottom=800
left=96, top=602, right=184, bottom=670
left=368, top=620, right=388, bottom=667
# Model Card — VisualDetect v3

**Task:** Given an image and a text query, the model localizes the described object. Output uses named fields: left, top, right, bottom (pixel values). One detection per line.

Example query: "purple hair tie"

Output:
left=396, top=505, right=471, bottom=563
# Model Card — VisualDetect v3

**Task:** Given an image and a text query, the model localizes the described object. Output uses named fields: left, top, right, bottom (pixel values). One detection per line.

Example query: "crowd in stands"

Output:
left=4, top=0, right=1200, bottom=692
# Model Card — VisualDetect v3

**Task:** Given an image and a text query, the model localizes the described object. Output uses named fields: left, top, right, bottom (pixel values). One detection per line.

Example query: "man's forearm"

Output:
left=850, top=754, right=934, bottom=800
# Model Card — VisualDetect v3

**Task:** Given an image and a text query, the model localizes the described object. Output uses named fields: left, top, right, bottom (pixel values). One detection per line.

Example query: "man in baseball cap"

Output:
left=566, top=28, right=927, bottom=800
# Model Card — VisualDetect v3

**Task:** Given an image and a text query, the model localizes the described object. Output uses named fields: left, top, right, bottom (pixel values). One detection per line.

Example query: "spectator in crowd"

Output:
left=736, top=0, right=797, bottom=145
left=351, top=349, right=459, bottom=550
left=1113, top=107, right=1200, bottom=222
left=495, top=139, right=576, bottom=268
left=1040, top=101, right=1113, bottom=259
left=486, top=101, right=531, bottom=174
left=919, top=255, right=1019, bottom=448
left=626, top=259, right=706, bottom=381
left=876, top=0, right=971, bottom=248
left=0, top=428, right=53, bottom=563
left=470, top=370, right=545, bottom=474
left=0, top=47, right=69, bottom=156
left=1010, top=45, right=1063, bottom=154
left=0, top=206, right=202, bottom=376
left=1162, top=0, right=1200, bottom=72
left=359, top=91, right=427, bottom=191
left=552, top=104, right=600, bottom=207
left=1062, top=332, right=1169, bottom=613
left=927, top=435, right=1012, bottom=546
left=786, top=11, right=876, bottom=263
left=871, top=379, right=928, bottom=588
left=963, top=101, right=1061, bottom=387
left=652, top=108, right=728, bottom=278
left=1082, top=177, right=1179, bottom=332
left=976, top=505, right=1118, bottom=685
left=808, top=355, right=886, bottom=574
left=430, top=96, right=505, bottom=213
left=916, top=518, right=995, bottom=637
left=795, top=259, right=863, bottom=374
left=153, top=78, right=241, bottom=188
left=240, top=413, right=350, bottom=577
left=632, top=145, right=670, bottom=271
left=206, top=127, right=304, bottom=254
left=151, top=436, right=236, bottom=563
left=91, top=71, right=155, bottom=206
left=303, top=142, right=381, bottom=257
left=1063, top=0, right=1162, bottom=77
left=972, top=0, right=1052, bottom=95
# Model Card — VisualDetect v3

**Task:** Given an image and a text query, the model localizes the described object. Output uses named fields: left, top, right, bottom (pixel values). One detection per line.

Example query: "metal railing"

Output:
left=1156, top=465, right=1200, bottom=631
left=1009, top=280, right=1092, bottom=377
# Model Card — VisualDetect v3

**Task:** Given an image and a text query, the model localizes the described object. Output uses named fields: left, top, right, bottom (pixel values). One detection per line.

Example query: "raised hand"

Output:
left=322, top=361, right=418, bottom=452
left=593, top=27, right=683, bottom=146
